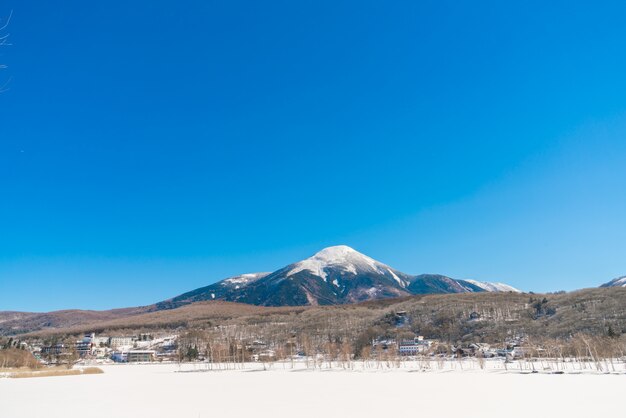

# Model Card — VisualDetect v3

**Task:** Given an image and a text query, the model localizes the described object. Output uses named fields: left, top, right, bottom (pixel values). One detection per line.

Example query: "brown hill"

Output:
left=7, top=302, right=305, bottom=337
left=0, top=306, right=152, bottom=336
left=6, top=288, right=626, bottom=345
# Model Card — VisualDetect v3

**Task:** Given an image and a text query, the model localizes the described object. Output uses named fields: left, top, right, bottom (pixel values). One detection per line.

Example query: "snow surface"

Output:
left=287, top=245, right=406, bottom=286
left=387, top=268, right=405, bottom=287
left=366, top=287, right=379, bottom=295
left=464, top=279, right=521, bottom=292
left=0, top=362, right=623, bottom=418
left=222, top=272, right=270, bottom=286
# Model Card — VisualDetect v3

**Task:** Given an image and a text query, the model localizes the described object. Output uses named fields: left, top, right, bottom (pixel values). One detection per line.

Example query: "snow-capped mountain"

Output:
left=158, top=245, right=521, bottom=308
left=463, top=279, right=521, bottom=293
left=235, top=245, right=414, bottom=306
left=600, top=276, right=626, bottom=288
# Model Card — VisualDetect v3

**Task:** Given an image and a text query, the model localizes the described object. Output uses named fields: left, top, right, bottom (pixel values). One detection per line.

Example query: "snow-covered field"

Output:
left=1, top=361, right=623, bottom=418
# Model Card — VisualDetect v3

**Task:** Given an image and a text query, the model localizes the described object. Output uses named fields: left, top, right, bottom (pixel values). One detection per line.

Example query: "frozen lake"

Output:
left=1, top=362, right=623, bottom=418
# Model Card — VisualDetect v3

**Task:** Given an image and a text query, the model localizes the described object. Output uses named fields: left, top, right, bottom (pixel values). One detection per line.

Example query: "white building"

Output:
left=110, top=336, right=135, bottom=349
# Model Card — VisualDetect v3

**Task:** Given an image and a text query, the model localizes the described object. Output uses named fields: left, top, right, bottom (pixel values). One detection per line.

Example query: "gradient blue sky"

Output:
left=1, top=1, right=626, bottom=312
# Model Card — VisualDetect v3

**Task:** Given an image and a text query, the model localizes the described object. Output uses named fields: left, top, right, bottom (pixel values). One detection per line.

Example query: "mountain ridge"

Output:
left=600, top=276, right=626, bottom=288
left=160, top=245, right=521, bottom=308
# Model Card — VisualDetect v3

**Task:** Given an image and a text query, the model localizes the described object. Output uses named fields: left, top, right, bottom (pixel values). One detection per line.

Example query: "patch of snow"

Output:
left=288, top=257, right=329, bottom=281
left=387, top=268, right=406, bottom=288
left=344, top=264, right=357, bottom=275
left=465, top=279, right=521, bottom=293
left=366, top=287, right=379, bottom=296
left=332, top=279, right=339, bottom=287
left=211, top=293, right=215, bottom=299
left=222, top=272, right=270, bottom=286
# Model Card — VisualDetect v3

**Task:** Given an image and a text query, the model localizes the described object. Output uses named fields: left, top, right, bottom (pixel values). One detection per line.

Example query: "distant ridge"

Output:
left=156, top=273, right=270, bottom=310
left=600, top=276, right=626, bottom=288
left=463, top=279, right=521, bottom=293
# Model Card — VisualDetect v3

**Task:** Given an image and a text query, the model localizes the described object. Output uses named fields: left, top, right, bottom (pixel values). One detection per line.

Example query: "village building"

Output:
left=110, top=336, right=135, bottom=349
left=75, top=340, right=93, bottom=357
left=127, top=350, right=155, bottom=363
left=398, top=336, right=433, bottom=356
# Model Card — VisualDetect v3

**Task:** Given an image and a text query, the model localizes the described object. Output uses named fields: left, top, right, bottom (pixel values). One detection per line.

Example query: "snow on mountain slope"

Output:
left=221, top=273, right=271, bottom=288
left=407, top=274, right=483, bottom=294
left=464, top=279, right=521, bottom=293
left=287, top=245, right=409, bottom=287
left=155, top=272, right=271, bottom=309
left=600, top=276, right=626, bottom=288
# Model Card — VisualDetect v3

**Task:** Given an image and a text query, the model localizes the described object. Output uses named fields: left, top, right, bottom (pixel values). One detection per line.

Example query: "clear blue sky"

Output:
left=1, top=1, right=626, bottom=312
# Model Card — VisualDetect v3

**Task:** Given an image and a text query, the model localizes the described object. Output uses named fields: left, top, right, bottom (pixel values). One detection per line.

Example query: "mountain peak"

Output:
left=312, top=245, right=366, bottom=262
left=288, top=245, right=395, bottom=282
